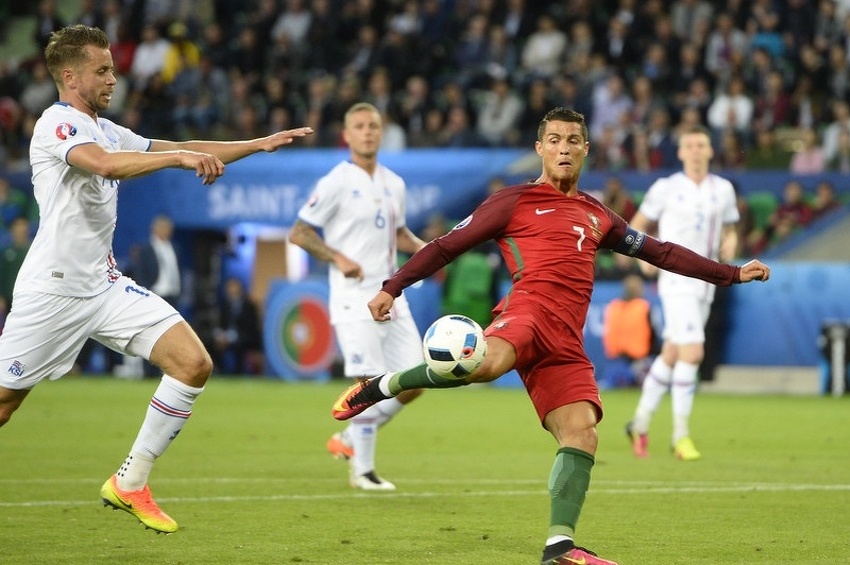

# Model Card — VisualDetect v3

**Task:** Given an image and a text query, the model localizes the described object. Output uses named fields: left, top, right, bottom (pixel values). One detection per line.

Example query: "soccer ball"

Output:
left=422, top=314, right=487, bottom=379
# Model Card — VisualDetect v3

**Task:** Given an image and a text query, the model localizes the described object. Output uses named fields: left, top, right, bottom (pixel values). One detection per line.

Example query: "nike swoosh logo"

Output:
left=564, top=558, right=586, bottom=565
left=535, top=208, right=556, bottom=215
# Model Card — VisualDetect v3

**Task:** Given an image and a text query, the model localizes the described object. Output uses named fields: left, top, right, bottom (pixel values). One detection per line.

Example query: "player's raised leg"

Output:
left=101, top=320, right=212, bottom=533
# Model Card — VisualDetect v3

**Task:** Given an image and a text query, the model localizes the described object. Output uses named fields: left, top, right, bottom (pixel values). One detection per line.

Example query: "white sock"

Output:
left=671, top=361, right=699, bottom=443
left=115, top=451, right=154, bottom=491
left=117, top=374, right=204, bottom=490
left=632, top=357, right=673, bottom=435
left=371, top=397, right=404, bottom=428
left=546, top=535, right=573, bottom=546
left=349, top=408, right=379, bottom=476
left=377, top=372, right=395, bottom=397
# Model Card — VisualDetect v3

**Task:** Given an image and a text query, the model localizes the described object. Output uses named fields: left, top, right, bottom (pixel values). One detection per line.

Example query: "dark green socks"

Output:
left=386, top=363, right=469, bottom=395
left=547, top=446, right=595, bottom=538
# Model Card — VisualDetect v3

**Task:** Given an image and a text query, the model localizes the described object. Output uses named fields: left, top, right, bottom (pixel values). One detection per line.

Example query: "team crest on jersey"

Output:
left=55, top=122, right=77, bottom=140
left=8, top=360, right=25, bottom=377
left=586, top=212, right=603, bottom=240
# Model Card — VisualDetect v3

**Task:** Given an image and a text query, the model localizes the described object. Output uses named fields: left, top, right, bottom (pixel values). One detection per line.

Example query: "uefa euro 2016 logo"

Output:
left=55, top=122, right=77, bottom=140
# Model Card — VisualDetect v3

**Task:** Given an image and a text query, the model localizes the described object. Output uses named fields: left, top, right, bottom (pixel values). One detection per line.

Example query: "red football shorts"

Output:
left=485, top=297, right=603, bottom=424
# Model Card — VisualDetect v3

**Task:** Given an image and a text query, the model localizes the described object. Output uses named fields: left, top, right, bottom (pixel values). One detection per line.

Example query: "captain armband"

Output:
left=613, top=226, right=647, bottom=257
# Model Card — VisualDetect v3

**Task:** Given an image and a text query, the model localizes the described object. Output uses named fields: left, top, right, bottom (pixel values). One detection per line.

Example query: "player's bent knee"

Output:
left=167, top=347, right=213, bottom=386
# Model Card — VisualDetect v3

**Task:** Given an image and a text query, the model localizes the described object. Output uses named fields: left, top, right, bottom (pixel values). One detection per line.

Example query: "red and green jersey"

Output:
left=383, top=182, right=740, bottom=332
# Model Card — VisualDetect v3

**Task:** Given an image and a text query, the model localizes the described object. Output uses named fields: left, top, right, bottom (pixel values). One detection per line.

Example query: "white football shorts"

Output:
left=658, top=293, right=712, bottom=345
left=0, top=276, right=181, bottom=390
left=334, top=308, right=423, bottom=378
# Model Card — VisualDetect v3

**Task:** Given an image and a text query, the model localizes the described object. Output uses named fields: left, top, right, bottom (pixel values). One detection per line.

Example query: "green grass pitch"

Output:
left=1, top=376, right=849, bottom=564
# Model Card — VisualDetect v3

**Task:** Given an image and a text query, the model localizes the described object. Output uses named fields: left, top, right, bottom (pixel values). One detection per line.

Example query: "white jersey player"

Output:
left=0, top=25, right=312, bottom=533
left=289, top=102, right=426, bottom=490
left=627, top=125, right=739, bottom=461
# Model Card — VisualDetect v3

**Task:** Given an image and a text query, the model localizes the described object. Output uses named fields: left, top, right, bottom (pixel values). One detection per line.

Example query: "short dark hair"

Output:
left=537, top=107, right=588, bottom=142
left=45, top=25, right=110, bottom=84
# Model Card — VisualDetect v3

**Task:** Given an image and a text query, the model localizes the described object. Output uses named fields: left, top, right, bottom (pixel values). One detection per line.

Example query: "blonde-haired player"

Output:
left=0, top=24, right=312, bottom=533
left=289, top=102, right=425, bottom=490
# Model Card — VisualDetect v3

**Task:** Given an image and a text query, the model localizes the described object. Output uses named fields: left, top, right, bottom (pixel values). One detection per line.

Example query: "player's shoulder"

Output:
left=708, top=173, right=736, bottom=191
left=316, top=160, right=351, bottom=184
left=657, top=171, right=685, bottom=185
left=378, top=162, right=404, bottom=183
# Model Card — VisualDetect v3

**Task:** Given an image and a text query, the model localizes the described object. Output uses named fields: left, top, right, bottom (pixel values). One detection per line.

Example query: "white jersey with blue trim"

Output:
left=19, top=102, right=150, bottom=297
left=297, top=160, right=409, bottom=323
left=638, top=171, right=739, bottom=299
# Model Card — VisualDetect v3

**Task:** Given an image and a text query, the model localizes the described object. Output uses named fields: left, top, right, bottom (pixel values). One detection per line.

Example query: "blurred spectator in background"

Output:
left=733, top=187, right=759, bottom=258
left=439, top=105, right=482, bottom=147
left=563, top=20, right=596, bottom=77
left=824, top=43, right=850, bottom=101
left=379, top=111, right=406, bottom=151
left=475, top=75, right=522, bottom=146
left=704, top=11, right=749, bottom=86
left=33, top=0, right=65, bottom=52
left=0, top=177, right=34, bottom=229
left=811, top=180, right=843, bottom=221
left=746, top=127, right=790, bottom=170
left=18, top=62, right=56, bottom=117
left=517, top=78, right=552, bottom=146
left=714, top=130, right=746, bottom=171
left=669, top=43, right=712, bottom=105
left=822, top=99, right=850, bottom=165
left=130, top=24, right=170, bottom=91
left=589, top=73, right=633, bottom=141
left=109, top=21, right=138, bottom=78
left=365, top=67, right=396, bottom=118
left=602, top=272, right=656, bottom=388
left=601, top=176, right=637, bottom=222
left=160, top=21, right=200, bottom=86
left=409, top=107, right=445, bottom=147
left=644, top=108, right=679, bottom=168
left=707, top=75, right=754, bottom=144
left=212, top=277, right=263, bottom=375
left=673, top=76, right=712, bottom=126
left=453, top=14, right=490, bottom=88
left=481, top=24, right=519, bottom=87
left=753, top=69, right=792, bottom=132
left=758, top=180, right=814, bottom=251
left=396, top=74, right=431, bottom=142
left=827, top=128, right=850, bottom=173
left=74, top=0, right=104, bottom=31
left=519, top=14, right=566, bottom=82
left=0, top=216, right=32, bottom=318
left=670, top=0, right=714, bottom=41
left=134, top=215, right=181, bottom=309
left=789, top=127, right=826, bottom=174
left=629, top=75, right=666, bottom=128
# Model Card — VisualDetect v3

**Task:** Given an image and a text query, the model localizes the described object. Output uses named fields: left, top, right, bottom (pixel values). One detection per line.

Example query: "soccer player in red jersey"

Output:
left=332, top=107, right=770, bottom=565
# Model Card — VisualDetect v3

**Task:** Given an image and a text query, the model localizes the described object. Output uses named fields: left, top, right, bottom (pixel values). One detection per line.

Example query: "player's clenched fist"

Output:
left=739, top=259, right=770, bottom=282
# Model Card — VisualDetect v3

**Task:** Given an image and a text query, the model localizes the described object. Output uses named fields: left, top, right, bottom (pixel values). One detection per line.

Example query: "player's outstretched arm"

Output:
left=150, top=127, right=314, bottom=164
left=368, top=291, right=395, bottom=322
left=67, top=143, right=225, bottom=185
left=738, top=259, right=770, bottom=282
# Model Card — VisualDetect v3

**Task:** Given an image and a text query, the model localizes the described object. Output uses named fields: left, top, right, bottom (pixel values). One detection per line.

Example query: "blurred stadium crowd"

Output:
left=1, top=0, right=850, bottom=173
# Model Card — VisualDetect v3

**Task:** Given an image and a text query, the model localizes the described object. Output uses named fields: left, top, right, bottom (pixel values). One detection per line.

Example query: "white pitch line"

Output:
left=2, top=482, right=850, bottom=508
